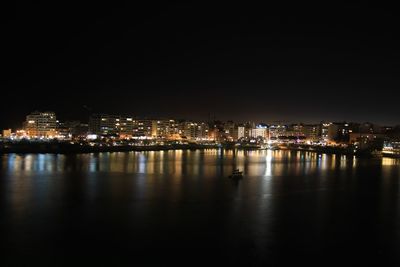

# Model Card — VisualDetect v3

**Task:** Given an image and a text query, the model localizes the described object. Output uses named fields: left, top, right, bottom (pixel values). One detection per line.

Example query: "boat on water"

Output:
left=229, top=169, right=243, bottom=179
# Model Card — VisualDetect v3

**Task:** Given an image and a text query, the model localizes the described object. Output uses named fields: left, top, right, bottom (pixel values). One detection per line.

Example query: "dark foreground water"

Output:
left=1, top=150, right=400, bottom=266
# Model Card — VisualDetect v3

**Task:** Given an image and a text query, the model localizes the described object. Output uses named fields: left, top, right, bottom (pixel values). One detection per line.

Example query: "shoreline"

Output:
left=0, top=141, right=396, bottom=158
left=0, top=142, right=220, bottom=154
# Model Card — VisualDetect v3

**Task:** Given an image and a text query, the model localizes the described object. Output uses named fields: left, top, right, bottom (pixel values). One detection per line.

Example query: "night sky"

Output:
left=2, top=2, right=399, bottom=129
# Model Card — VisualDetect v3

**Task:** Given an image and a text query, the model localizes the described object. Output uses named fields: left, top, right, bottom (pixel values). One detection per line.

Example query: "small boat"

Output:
left=229, top=169, right=243, bottom=179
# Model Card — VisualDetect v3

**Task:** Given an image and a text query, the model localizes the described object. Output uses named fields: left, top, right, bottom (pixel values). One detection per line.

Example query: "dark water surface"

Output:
left=1, top=150, right=400, bottom=266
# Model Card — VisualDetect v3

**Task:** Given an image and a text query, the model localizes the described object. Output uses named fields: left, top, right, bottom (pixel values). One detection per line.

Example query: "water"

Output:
left=1, top=150, right=400, bottom=266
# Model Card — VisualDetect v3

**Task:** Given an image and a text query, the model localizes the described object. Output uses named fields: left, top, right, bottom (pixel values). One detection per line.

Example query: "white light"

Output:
left=87, top=134, right=98, bottom=140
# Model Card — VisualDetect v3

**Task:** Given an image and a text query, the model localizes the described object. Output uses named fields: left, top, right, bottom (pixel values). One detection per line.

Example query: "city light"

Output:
left=0, top=110, right=397, bottom=158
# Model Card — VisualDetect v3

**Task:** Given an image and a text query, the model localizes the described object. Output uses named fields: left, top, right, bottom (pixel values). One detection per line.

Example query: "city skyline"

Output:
left=3, top=109, right=400, bottom=131
left=2, top=109, right=398, bottom=158
left=3, top=4, right=400, bottom=266
left=2, top=105, right=400, bottom=130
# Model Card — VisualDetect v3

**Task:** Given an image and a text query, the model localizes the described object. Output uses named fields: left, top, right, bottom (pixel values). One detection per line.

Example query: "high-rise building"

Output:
left=269, top=124, right=287, bottom=139
left=292, top=124, right=304, bottom=136
left=237, top=126, right=246, bottom=139
left=89, top=114, right=136, bottom=137
left=135, top=119, right=153, bottom=138
left=302, top=124, right=321, bottom=141
left=251, top=125, right=269, bottom=139
left=89, top=114, right=121, bottom=136
left=118, top=117, right=136, bottom=138
left=326, top=122, right=353, bottom=143
left=182, top=122, right=209, bottom=140
left=25, top=111, right=57, bottom=138
left=321, top=122, right=331, bottom=142
left=151, top=119, right=179, bottom=139
left=224, top=121, right=236, bottom=140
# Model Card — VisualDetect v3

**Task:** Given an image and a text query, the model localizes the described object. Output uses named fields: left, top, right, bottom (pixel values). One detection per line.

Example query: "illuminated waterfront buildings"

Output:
left=89, top=114, right=124, bottom=136
left=321, top=123, right=330, bottom=142
left=3, top=110, right=399, bottom=155
left=152, top=119, right=180, bottom=139
left=182, top=122, right=209, bottom=140
left=302, top=124, right=321, bottom=142
left=237, top=126, right=246, bottom=139
left=89, top=115, right=184, bottom=139
left=57, top=121, right=89, bottom=139
left=251, top=125, right=268, bottom=139
left=269, top=124, right=288, bottom=139
left=89, top=114, right=143, bottom=138
left=24, top=111, right=57, bottom=138
left=2, top=129, right=12, bottom=138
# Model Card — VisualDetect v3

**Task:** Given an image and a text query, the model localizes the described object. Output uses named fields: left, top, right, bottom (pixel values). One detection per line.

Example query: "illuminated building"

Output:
left=90, top=114, right=136, bottom=137
left=321, top=122, right=331, bottom=142
left=119, top=117, right=136, bottom=138
left=16, top=130, right=28, bottom=138
left=302, top=124, right=321, bottom=141
left=349, top=133, right=384, bottom=145
left=251, top=125, right=268, bottom=139
left=223, top=121, right=236, bottom=140
left=89, top=114, right=121, bottom=135
left=329, top=122, right=356, bottom=143
left=237, top=126, right=246, bottom=139
left=182, top=122, right=209, bottom=140
left=269, top=124, right=287, bottom=139
left=382, top=141, right=400, bottom=156
left=2, top=129, right=12, bottom=138
left=56, top=121, right=89, bottom=139
left=24, top=111, right=57, bottom=138
left=167, top=120, right=180, bottom=137
left=56, top=121, right=71, bottom=139
left=348, top=122, right=384, bottom=148
left=151, top=119, right=179, bottom=139
left=135, top=119, right=153, bottom=138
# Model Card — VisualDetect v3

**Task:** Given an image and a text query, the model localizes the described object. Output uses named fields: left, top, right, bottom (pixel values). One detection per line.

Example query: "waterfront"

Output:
left=1, top=150, right=400, bottom=266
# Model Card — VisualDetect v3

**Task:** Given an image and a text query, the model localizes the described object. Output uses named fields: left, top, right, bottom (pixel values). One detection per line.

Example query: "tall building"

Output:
left=224, top=121, right=236, bottom=140
left=182, top=122, right=209, bottom=140
left=89, top=114, right=136, bottom=137
left=302, top=124, right=321, bottom=141
left=118, top=117, right=136, bottom=138
left=89, top=114, right=121, bottom=136
left=237, top=126, right=246, bottom=139
left=25, top=111, right=57, bottom=138
left=135, top=119, right=153, bottom=138
left=251, top=125, right=268, bottom=139
left=151, top=119, right=179, bottom=139
left=321, top=122, right=331, bottom=142
left=269, top=124, right=287, bottom=139
left=326, top=122, right=353, bottom=143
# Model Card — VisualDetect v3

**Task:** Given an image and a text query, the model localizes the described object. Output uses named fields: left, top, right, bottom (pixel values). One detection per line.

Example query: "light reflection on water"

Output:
left=2, top=149, right=400, bottom=265
left=2, top=149, right=399, bottom=187
left=2, top=150, right=399, bottom=210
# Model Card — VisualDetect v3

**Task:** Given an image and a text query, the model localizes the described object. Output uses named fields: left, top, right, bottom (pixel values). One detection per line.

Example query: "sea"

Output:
left=1, top=149, right=400, bottom=266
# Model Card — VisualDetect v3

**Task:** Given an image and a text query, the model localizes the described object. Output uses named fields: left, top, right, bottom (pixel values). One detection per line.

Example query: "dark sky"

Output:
left=2, top=2, right=400, bottom=128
